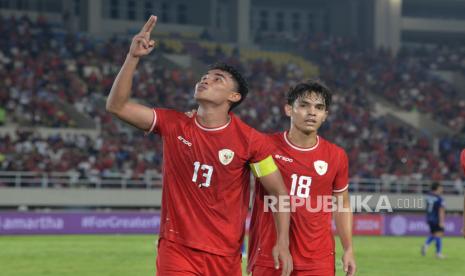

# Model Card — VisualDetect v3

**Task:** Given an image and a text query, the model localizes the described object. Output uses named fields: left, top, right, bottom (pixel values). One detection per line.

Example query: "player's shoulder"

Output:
left=318, top=136, right=347, bottom=156
left=267, top=131, right=284, bottom=139
left=430, top=193, right=443, bottom=202
left=230, top=113, right=252, bottom=130
left=267, top=132, right=287, bottom=146
left=426, top=192, right=435, bottom=198
left=230, top=113, right=262, bottom=137
left=155, top=108, right=187, bottom=118
left=155, top=108, right=192, bottom=124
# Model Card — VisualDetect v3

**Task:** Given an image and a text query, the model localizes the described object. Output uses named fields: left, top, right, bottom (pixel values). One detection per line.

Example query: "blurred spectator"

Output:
left=0, top=106, right=5, bottom=125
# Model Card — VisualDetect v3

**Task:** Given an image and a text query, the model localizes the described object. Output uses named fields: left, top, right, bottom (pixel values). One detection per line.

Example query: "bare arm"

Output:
left=334, top=189, right=356, bottom=276
left=106, top=15, right=157, bottom=131
left=259, top=170, right=293, bottom=276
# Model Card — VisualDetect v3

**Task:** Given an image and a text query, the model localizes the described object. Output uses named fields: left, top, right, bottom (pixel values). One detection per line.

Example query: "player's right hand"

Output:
left=342, top=249, right=356, bottom=276
left=129, top=15, right=157, bottom=58
left=272, top=242, right=293, bottom=276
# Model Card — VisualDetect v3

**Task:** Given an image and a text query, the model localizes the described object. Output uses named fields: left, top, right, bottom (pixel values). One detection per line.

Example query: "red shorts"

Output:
left=156, top=238, right=242, bottom=276
left=252, top=265, right=335, bottom=276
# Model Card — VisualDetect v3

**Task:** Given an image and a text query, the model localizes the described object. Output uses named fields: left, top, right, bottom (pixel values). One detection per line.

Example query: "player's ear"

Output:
left=228, top=91, right=241, bottom=104
left=284, top=104, right=292, bottom=117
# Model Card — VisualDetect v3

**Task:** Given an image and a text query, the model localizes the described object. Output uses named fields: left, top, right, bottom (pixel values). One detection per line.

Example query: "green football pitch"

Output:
left=0, top=235, right=464, bottom=276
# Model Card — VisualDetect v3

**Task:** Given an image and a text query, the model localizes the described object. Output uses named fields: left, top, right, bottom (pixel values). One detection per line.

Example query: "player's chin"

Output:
left=194, top=94, right=220, bottom=105
left=298, top=126, right=315, bottom=135
left=301, top=123, right=318, bottom=131
left=194, top=91, right=207, bottom=100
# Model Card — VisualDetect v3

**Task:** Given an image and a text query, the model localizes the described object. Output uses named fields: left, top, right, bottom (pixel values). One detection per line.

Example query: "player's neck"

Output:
left=287, top=128, right=318, bottom=148
left=196, top=105, right=230, bottom=128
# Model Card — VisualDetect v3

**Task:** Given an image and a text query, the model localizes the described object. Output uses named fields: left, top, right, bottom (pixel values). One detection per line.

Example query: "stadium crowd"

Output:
left=0, top=15, right=75, bottom=127
left=181, top=38, right=464, bottom=183
left=0, top=15, right=464, bottom=189
left=256, top=33, right=465, bottom=132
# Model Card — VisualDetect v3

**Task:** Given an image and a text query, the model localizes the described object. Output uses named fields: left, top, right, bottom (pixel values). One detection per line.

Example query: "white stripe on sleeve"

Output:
left=333, top=184, right=349, bottom=193
left=147, top=109, right=157, bottom=133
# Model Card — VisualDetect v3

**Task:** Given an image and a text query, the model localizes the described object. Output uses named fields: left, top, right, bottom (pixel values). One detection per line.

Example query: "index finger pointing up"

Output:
left=141, top=15, right=157, bottom=34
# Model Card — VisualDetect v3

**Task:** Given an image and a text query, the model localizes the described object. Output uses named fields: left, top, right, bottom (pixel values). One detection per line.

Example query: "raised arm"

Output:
left=106, top=15, right=157, bottom=131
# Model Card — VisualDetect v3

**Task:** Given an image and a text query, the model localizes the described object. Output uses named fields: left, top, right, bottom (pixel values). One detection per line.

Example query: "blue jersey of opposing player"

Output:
left=425, top=193, right=444, bottom=224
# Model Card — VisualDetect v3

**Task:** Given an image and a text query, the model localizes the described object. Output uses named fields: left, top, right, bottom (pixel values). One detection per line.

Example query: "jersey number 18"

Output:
left=290, top=174, right=312, bottom=198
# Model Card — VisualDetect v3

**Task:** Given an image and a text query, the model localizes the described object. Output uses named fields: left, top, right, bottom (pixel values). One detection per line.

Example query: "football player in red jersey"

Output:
left=248, top=81, right=356, bottom=276
left=106, top=16, right=292, bottom=276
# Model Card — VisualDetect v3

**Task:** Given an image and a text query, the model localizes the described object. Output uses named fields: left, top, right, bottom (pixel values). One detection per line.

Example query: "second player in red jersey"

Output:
left=249, top=133, right=349, bottom=272
left=248, top=81, right=356, bottom=276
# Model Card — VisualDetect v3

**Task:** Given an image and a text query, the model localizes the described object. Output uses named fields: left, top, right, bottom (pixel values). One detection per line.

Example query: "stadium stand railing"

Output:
left=0, top=171, right=461, bottom=195
left=0, top=171, right=162, bottom=189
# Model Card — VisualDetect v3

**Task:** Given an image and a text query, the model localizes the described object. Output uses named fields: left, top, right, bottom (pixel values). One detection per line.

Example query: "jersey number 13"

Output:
left=192, top=161, right=213, bottom=188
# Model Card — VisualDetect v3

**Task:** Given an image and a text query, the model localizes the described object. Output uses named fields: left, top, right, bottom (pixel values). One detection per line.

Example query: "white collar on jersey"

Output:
left=194, top=116, right=231, bottom=131
left=283, top=131, right=320, bottom=152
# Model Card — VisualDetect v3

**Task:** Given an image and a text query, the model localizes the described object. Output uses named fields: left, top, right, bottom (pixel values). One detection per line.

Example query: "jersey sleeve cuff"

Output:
left=333, top=184, right=349, bottom=193
left=145, top=109, right=157, bottom=135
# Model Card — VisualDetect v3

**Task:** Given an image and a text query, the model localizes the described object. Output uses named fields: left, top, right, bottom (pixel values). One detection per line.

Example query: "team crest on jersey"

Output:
left=314, top=160, right=328, bottom=175
left=218, top=149, right=235, bottom=165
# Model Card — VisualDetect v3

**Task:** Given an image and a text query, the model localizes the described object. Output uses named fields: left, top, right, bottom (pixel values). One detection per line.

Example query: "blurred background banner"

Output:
left=1, top=212, right=462, bottom=236
left=0, top=212, right=160, bottom=235
left=351, top=214, right=384, bottom=236
left=384, top=214, right=463, bottom=236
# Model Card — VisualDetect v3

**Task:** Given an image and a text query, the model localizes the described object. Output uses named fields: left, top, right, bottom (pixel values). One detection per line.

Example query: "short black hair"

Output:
left=286, top=80, right=332, bottom=110
left=431, top=182, right=441, bottom=191
left=209, top=62, right=248, bottom=111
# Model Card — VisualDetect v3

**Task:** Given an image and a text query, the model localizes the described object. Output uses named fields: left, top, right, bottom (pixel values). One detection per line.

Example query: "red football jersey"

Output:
left=149, top=108, right=273, bottom=256
left=248, top=132, right=349, bottom=271
left=461, top=149, right=465, bottom=174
